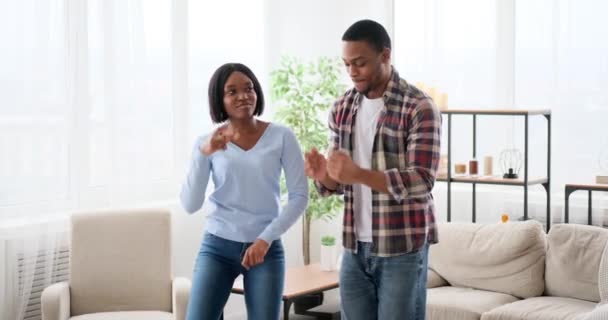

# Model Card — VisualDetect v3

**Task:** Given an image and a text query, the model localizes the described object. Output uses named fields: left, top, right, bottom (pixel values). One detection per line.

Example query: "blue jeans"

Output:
left=340, top=242, right=429, bottom=320
left=186, top=232, right=285, bottom=320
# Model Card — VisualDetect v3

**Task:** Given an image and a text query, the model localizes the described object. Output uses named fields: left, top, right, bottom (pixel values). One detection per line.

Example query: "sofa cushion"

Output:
left=480, top=296, right=596, bottom=320
left=70, top=311, right=172, bottom=320
left=545, top=224, right=608, bottom=302
left=427, top=268, right=448, bottom=288
left=429, top=221, right=546, bottom=298
left=427, top=286, right=519, bottom=320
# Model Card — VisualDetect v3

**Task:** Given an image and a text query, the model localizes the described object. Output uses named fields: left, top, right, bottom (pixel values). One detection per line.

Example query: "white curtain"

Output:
left=0, top=1, right=177, bottom=218
left=0, top=0, right=268, bottom=319
left=394, top=0, right=608, bottom=225
left=0, top=0, right=176, bottom=318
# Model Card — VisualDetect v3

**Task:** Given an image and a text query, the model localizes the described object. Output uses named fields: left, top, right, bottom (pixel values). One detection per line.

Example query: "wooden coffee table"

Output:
left=231, top=263, right=339, bottom=319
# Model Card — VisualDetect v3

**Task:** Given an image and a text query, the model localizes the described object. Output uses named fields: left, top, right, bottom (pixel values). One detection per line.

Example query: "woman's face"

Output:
left=223, top=71, right=257, bottom=121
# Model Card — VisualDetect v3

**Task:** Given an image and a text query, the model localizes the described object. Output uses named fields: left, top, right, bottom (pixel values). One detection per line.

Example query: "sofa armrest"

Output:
left=599, top=240, right=608, bottom=302
left=172, top=277, right=191, bottom=320
left=427, top=268, right=448, bottom=288
left=581, top=303, right=608, bottom=320
left=41, top=281, right=70, bottom=320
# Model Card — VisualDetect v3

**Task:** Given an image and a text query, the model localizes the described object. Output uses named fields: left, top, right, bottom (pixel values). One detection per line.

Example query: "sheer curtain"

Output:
left=394, top=0, right=608, bottom=225
left=0, top=1, right=73, bottom=317
left=0, top=0, right=179, bottom=318
left=0, top=0, right=270, bottom=318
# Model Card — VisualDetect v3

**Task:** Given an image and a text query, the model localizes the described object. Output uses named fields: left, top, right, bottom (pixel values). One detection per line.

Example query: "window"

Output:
left=0, top=0, right=266, bottom=220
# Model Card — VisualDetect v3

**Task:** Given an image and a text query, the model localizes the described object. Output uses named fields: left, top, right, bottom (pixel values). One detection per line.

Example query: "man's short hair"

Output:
left=342, top=19, right=391, bottom=52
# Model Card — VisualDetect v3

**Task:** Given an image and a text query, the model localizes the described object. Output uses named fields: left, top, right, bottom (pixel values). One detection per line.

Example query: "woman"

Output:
left=180, top=63, right=308, bottom=320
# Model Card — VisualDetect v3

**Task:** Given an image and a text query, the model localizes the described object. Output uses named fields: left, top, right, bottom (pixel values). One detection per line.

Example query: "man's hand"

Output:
left=327, top=150, right=362, bottom=184
left=241, top=239, right=270, bottom=270
left=200, top=125, right=240, bottom=156
left=304, top=147, right=328, bottom=180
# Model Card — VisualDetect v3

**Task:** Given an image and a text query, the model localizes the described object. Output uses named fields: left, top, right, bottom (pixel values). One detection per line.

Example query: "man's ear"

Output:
left=381, top=47, right=391, bottom=63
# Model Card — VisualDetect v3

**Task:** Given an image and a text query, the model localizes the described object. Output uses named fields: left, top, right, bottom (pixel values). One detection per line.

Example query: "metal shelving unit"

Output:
left=564, top=183, right=608, bottom=226
left=439, top=109, right=552, bottom=230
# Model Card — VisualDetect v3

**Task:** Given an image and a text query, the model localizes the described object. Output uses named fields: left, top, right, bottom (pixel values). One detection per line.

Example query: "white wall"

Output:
left=264, top=0, right=394, bottom=73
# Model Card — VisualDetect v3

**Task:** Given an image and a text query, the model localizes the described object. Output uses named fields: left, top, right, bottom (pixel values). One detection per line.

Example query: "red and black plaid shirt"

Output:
left=315, top=68, right=441, bottom=256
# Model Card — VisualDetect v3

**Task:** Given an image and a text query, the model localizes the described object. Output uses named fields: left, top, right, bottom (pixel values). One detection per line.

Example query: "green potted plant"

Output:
left=271, top=56, right=345, bottom=265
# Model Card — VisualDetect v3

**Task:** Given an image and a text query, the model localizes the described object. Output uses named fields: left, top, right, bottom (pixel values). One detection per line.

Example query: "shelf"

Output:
left=565, top=183, right=608, bottom=191
left=437, top=174, right=548, bottom=186
left=441, top=109, right=551, bottom=116
left=440, top=108, right=551, bottom=229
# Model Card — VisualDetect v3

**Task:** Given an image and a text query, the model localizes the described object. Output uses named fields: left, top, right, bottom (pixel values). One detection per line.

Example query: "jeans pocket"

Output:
left=266, top=239, right=285, bottom=261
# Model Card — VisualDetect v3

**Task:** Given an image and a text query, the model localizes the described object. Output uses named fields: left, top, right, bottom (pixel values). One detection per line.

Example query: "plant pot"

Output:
left=320, top=244, right=338, bottom=271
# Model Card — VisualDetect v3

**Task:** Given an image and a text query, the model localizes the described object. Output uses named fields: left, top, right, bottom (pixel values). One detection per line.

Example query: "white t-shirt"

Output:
left=352, top=96, right=384, bottom=242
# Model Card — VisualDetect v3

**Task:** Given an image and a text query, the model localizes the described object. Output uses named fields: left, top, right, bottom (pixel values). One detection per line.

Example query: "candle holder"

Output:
left=454, top=163, right=467, bottom=176
left=469, top=159, right=478, bottom=176
left=499, top=148, right=522, bottom=179
left=483, top=156, right=493, bottom=176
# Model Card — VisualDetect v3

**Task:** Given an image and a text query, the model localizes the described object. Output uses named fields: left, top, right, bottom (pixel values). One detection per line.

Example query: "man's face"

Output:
left=342, top=40, right=389, bottom=96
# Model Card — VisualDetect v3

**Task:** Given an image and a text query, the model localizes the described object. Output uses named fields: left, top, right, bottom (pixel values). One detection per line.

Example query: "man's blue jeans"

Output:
left=186, top=232, right=285, bottom=320
left=340, top=241, right=429, bottom=320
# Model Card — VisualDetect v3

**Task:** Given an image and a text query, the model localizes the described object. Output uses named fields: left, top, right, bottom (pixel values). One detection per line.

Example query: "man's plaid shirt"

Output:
left=315, top=68, right=441, bottom=256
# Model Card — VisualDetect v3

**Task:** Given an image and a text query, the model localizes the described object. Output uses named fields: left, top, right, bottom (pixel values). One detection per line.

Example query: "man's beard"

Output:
left=356, top=87, right=370, bottom=96
left=354, top=81, right=371, bottom=96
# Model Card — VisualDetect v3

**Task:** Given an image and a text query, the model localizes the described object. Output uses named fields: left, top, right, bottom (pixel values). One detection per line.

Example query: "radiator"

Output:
left=17, top=247, right=70, bottom=320
left=2, top=229, right=70, bottom=320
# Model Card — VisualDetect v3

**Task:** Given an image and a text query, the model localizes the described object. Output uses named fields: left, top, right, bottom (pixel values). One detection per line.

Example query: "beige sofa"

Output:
left=426, top=221, right=608, bottom=320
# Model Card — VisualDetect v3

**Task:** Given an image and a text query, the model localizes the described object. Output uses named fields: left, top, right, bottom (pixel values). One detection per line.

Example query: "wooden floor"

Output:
left=224, top=288, right=340, bottom=320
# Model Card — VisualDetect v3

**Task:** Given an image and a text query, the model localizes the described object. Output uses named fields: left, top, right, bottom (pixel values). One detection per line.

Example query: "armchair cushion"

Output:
left=70, top=209, right=172, bottom=316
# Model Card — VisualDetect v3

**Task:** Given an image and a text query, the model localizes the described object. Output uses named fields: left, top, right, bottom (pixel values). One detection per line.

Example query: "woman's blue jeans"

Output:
left=186, top=232, right=285, bottom=320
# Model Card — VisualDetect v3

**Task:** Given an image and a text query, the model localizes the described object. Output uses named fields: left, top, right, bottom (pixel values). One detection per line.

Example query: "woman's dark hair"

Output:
left=342, top=19, right=391, bottom=53
left=208, top=63, right=265, bottom=123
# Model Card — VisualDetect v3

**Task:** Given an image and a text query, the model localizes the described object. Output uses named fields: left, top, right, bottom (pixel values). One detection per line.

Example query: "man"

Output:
left=304, top=19, right=441, bottom=320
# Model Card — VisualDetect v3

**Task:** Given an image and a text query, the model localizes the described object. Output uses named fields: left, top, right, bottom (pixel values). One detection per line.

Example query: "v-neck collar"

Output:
left=228, top=123, right=273, bottom=153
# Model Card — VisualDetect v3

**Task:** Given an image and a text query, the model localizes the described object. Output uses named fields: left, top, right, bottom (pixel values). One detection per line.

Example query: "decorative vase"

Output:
left=320, top=244, right=337, bottom=271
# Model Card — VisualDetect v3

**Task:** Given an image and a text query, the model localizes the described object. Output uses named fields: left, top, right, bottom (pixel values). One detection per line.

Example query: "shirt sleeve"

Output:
left=258, top=128, right=309, bottom=242
left=314, top=100, right=345, bottom=196
left=384, top=98, right=442, bottom=202
left=180, top=136, right=211, bottom=214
